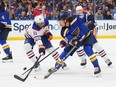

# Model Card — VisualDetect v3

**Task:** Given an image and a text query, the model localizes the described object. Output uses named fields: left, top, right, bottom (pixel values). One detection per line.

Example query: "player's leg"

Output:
left=76, top=46, right=87, bottom=67
left=0, top=29, right=13, bottom=62
left=48, top=49, right=69, bottom=73
left=84, top=45, right=101, bottom=76
left=24, top=38, right=40, bottom=71
left=42, top=36, right=68, bottom=70
left=48, top=44, right=75, bottom=73
left=93, top=42, right=112, bottom=66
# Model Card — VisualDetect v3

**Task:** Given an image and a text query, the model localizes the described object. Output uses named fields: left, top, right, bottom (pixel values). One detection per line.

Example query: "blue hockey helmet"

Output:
left=58, top=11, right=69, bottom=20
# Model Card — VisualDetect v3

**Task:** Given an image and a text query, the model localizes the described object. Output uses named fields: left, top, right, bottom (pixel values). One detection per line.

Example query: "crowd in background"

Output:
left=4, top=0, right=116, bottom=20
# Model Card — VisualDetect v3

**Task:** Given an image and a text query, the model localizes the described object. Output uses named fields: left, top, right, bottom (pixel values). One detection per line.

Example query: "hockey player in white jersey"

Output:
left=24, top=15, right=67, bottom=71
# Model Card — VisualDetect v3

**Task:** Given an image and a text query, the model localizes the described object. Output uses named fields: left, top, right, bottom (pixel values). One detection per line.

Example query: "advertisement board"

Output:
left=96, top=20, right=116, bottom=35
left=8, top=20, right=116, bottom=40
left=10, top=20, right=61, bottom=36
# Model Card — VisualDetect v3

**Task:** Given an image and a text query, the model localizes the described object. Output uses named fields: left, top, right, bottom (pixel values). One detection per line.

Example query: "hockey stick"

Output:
left=44, top=46, right=77, bottom=79
left=14, top=55, right=41, bottom=82
left=22, top=47, right=60, bottom=75
left=14, top=47, right=59, bottom=82
left=44, top=35, right=86, bottom=79
left=21, top=57, right=41, bottom=76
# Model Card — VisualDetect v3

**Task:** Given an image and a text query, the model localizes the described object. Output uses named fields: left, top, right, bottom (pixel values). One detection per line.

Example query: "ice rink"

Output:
left=0, top=39, right=116, bottom=87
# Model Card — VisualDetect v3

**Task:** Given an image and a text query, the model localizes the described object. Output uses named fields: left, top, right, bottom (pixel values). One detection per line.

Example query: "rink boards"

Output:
left=8, top=20, right=116, bottom=40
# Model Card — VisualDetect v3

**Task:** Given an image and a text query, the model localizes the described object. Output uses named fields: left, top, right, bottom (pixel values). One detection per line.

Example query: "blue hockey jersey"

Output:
left=77, top=12, right=96, bottom=30
left=61, top=15, right=90, bottom=43
left=0, top=1, right=11, bottom=30
left=0, top=11, right=12, bottom=29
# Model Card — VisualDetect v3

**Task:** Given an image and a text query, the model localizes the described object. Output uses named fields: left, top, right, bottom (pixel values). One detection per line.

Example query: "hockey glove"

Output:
left=44, top=30, right=53, bottom=41
left=39, top=45, right=46, bottom=56
left=59, top=40, right=68, bottom=48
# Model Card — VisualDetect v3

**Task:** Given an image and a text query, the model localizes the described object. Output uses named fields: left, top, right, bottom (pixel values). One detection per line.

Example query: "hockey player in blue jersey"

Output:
left=58, top=11, right=87, bottom=67
left=76, top=6, right=112, bottom=66
left=46, top=12, right=101, bottom=77
left=0, top=1, right=13, bottom=62
left=24, top=15, right=67, bottom=71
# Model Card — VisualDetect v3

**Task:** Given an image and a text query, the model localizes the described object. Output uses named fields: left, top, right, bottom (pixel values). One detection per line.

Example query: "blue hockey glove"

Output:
left=59, top=40, right=68, bottom=48
left=44, top=30, right=53, bottom=41
left=39, top=45, right=46, bottom=56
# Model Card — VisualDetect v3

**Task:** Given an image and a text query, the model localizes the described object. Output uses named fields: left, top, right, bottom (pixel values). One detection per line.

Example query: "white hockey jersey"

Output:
left=25, top=18, right=50, bottom=46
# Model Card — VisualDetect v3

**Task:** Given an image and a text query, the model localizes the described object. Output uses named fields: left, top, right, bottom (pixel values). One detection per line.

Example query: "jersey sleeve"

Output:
left=44, top=18, right=49, bottom=26
left=24, top=24, right=32, bottom=38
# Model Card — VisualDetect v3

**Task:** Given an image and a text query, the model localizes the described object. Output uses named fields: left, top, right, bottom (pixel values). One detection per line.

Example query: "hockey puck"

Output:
left=23, top=67, right=27, bottom=70
left=34, top=76, right=38, bottom=79
left=34, top=76, right=39, bottom=79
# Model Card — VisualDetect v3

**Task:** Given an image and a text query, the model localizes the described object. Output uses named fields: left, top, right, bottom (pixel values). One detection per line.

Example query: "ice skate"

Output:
left=94, top=66, right=101, bottom=77
left=105, top=59, right=112, bottom=66
left=61, top=62, right=69, bottom=70
left=48, top=67, right=58, bottom=73
left=2, top=52, right=13, bottom=63
left=80, top=59, right=87, bottom=67
left=44, top=67, right=58, bottom=79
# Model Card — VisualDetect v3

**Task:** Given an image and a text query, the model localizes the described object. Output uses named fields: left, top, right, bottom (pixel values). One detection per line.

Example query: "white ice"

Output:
left=0, top=39, right=116, bottom=87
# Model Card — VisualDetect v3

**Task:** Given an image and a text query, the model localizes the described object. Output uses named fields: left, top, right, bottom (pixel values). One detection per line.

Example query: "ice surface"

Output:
left=0, top=39, right=116, bottom=87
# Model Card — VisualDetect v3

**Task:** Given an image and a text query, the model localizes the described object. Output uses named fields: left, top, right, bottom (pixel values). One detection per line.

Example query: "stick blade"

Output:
left=14, top=75, right=25, bottom=82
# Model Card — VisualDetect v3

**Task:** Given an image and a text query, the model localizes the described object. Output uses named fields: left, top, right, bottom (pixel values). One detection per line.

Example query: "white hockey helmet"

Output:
left=34, top=15, right=44, bottom=24
left=76, top=6, right=83, bottom=11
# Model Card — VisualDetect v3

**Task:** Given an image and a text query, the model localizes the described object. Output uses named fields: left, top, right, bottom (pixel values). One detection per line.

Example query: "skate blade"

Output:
left=62, top=67, right=70, bottom=70
left=107, top=63, right=113, bottom=67
left=108, top=65, right=113, bottom=68
left=2, top=59, right=13, bottom=63
left=81, top=65, right=86, bottom=69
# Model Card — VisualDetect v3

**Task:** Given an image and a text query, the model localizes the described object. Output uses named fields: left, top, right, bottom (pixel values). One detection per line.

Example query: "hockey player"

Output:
left=59, top=11, right=87, bottom=67
left=47, top=12, right=101, bottom=77
left=24, top=15, right=66, bottom=71
left=0, top=1, right=13, bottom=62
left=76, top=6, right=112, bottom=66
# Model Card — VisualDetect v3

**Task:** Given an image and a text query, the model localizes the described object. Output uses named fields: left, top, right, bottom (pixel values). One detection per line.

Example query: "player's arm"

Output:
left=87, top=14, right=98, bottom=37
left=24, top=25, right=32, bottom=38
left=33, top=34, right=46, bottom=56
left=44, top=29, right=53, bottom=41
left=33, top=32, right=46, bottom=56
left=86, top=14, right=95, bottom=30
left=44, top=19, right=53, bottom=41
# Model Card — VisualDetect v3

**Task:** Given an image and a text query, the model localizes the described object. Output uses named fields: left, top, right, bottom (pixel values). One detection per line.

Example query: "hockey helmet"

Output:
left=58, top=11, right=69, bottom=20
left=34, top=15, right=44, bottom=24
left=76, top=6, right=83, bottom=11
